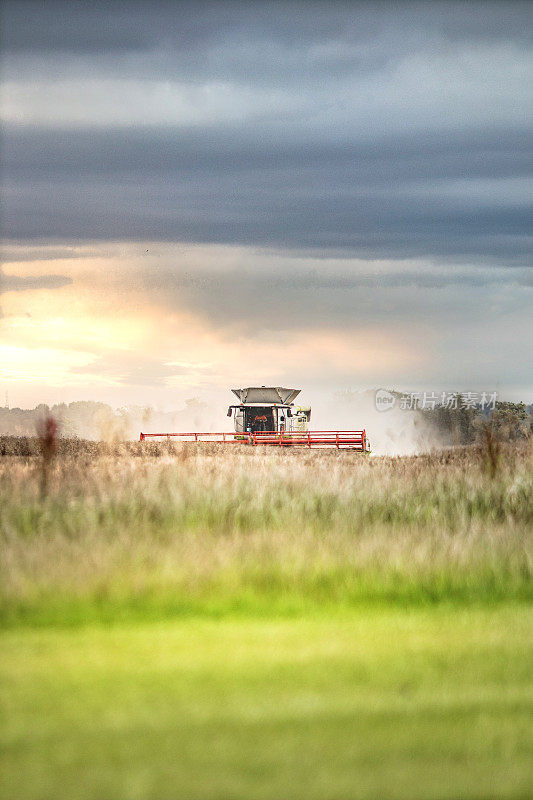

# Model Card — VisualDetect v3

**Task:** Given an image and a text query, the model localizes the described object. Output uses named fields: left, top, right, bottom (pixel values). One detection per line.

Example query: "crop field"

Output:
left=1, top=438, right=532, bottom=799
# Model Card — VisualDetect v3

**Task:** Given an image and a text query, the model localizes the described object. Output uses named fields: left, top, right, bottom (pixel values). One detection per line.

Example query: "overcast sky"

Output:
left=1, top=0, right=531, bottom=414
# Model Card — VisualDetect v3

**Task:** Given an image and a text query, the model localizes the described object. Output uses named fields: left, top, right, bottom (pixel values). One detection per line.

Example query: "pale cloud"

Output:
left=2, top=42, right=531, bottom=132
left=1, top=242, right=427, bottom=402
left=2, top=240, right=530, bottom=409
left=0, top=269, right=72, bottom=293
left=0, top=344, right=94, bottom=384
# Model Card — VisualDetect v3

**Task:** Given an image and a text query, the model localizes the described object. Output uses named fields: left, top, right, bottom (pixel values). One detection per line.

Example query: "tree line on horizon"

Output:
left=0, top=399, right=210, bottom=441
left=0, top=397, right=531, bottom=445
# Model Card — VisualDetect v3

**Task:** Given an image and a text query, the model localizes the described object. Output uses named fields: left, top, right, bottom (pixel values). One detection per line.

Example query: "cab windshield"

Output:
left=245, top=406, right=275, bottom=433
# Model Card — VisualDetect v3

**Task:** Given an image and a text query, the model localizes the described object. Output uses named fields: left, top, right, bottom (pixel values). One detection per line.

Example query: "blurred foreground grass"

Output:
left=1, top=440, right=531, bottom=624
left=1, top=440, right=532, bottom=798
left=1, top=608, right=532, bottom=800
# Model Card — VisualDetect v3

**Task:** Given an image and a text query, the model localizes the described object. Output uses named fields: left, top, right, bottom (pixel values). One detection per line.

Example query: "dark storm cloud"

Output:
left=5, top=126, right=531, bottom=184
left=1, top=1, right=532, bottom=267
left=2, top=1, right=530, bottom=56
left=2, top=126, right=532, bottom=264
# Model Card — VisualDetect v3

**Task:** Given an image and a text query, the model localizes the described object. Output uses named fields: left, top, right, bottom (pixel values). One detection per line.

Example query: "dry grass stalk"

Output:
left=481, top=420, right=501, bottom=479
left=36, top=415, right=58, bottom=498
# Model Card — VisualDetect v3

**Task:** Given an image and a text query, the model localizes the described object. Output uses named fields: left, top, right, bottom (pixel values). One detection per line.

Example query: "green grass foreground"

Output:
left=1, top=440, right=531, bottom=798
left=1, top=607, right=532, bottom=800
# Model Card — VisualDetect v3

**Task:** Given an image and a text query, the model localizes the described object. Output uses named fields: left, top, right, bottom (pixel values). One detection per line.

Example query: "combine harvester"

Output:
left=140, top=387, right=370, bottom=451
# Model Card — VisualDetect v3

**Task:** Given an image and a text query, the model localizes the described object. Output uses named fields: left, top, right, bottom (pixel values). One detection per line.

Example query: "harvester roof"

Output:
left=231, top=387, right=301, bottom=404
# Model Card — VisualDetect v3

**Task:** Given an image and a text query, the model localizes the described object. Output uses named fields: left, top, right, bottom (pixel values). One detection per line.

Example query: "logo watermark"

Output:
left=375, top=389, right=396, bottom=412
left=375, top=390, right=498, bottom=412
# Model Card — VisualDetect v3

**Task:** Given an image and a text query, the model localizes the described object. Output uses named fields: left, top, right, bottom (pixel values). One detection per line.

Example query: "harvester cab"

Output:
left=227, top=387, right=310, bottom=435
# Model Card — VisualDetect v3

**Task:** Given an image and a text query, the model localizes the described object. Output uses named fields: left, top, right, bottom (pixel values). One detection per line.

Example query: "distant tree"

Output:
left=492, top=401, right=530, bottom=440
